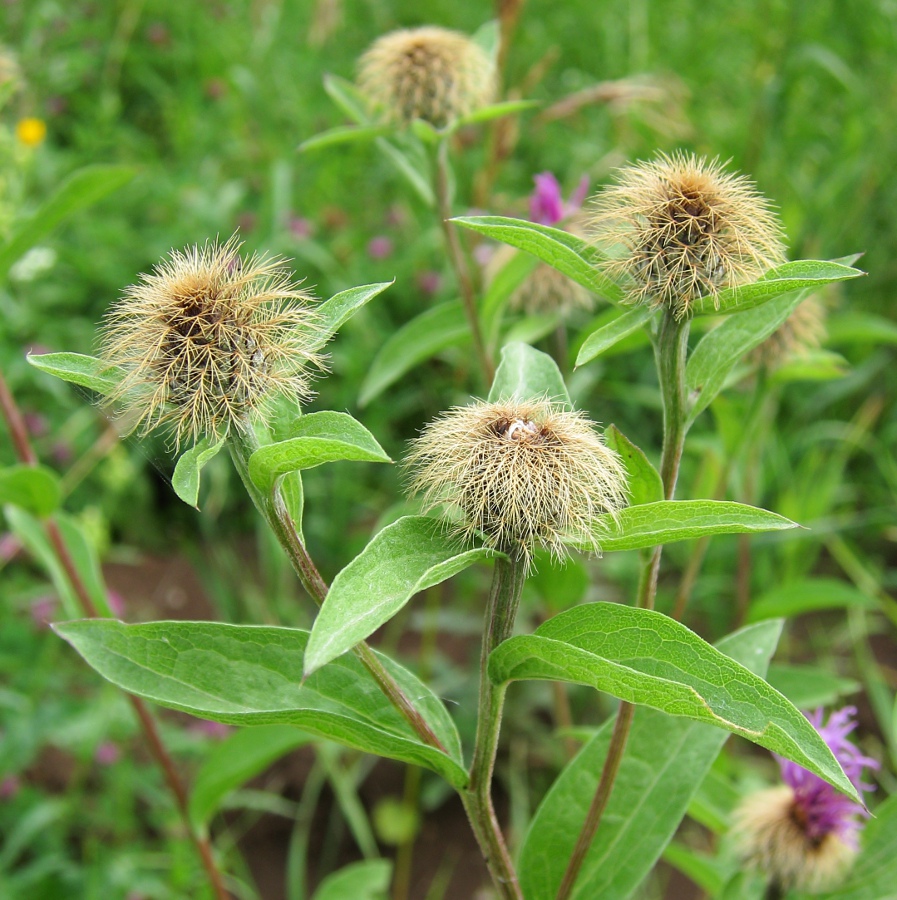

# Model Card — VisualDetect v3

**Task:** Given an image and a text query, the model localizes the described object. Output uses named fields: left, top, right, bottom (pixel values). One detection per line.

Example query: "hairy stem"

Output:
left=0, top=369, right=229, bottom=900
left=434, top=137, right=495, bottom=383
left=556, top=311, right=690, bottom=899
left=462, top=553, right=526, bottom=899
left=228, top=431, right=447, bottom=754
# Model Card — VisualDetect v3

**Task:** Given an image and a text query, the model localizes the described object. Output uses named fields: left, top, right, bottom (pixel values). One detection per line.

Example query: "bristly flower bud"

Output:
left=358, top=26, right=496, bottom=128
left=588, top=152, right=786, bottom=319
left=100, top=236, right=322, bottom=448
left=405, top=399, right=628, bottom=561
left=734, top=706, right=879, bottom=894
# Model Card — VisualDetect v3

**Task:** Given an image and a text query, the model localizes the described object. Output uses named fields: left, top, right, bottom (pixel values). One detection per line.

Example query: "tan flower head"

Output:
left=754, top=296, right=827, bottom=370
left=358, top=26, right=495, bottom=128
left=100, top=236, right=321, bottom=448
left=405, top=399, right=628, bottom=561
left=734, top=786, right=857, bottom=894
left=589, top=152, right=786, bottom=319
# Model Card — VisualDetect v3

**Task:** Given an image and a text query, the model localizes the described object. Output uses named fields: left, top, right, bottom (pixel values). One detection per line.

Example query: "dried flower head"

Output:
left=405, top=399, right=628, bottom=561
left=754, top=296, right=827, bottom=370
left=735, top=707, right=879, bottom=893
left=100, top=236, right=321, bottom=448
left=358, top=26, right=495, bottom=128
left=589, top=152, right=787, bottom=319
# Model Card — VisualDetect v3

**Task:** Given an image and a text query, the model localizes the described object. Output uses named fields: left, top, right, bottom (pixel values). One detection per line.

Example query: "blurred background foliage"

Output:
left=1, top=1, right=895, bottom=897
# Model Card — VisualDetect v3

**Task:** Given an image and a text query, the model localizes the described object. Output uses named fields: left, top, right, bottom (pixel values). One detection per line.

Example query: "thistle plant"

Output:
left=7, top=22, right=883, bottom=900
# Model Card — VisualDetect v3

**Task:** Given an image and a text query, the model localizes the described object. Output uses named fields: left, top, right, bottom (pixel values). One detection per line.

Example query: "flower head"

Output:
left=16, top=117, right=47, bottom=148
left=100, top=236, right=321, bottom=448
left=589, top=152, right=786, bottom=319
left=358, top=26, right=495, bottom=128
left=735, top=706, right=879, bottom=893
left=405, top=399, right=628, bottom=561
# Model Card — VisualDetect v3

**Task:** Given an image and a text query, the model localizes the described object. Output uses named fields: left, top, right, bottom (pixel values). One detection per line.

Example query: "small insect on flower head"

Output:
left=734, top=706, right=879, bottom=894
left=405, top=399, right=628, bottom=563
left=589, top=152, right=787, bottom=319
left=358, top=26, right=496, bottom=128
left=100, top=236, right=322, bottom=448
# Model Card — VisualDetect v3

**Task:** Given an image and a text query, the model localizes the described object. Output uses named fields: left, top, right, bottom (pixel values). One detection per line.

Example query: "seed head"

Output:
left=405, top=399, right=628, bottom=561
left=754, top=296, right=827, bottom=370
left=734, top=707, right=879, bottom=893
left=589, top=152, right=786, bottom=319
left=100, top=236, right=322, bottom=448
left=358, top=26, right=496, bottom=128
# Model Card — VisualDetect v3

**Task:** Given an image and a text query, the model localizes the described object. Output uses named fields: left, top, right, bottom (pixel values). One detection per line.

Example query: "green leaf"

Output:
left=171, top=438, right=225, bottom=509
left=583, top=500, right=798, bottom=553
left=451, top=216, right=622, bottom=303
left=5, top=507, right=110, bottom=619
left=312, top=859, right=392, bottom=900
left=375, top=137, right=434, bottom=207
left=471, top=18, right=500, bottom=60
left=0, top=165, right=136, bottom=281
left=747, top=577, right=877, bottom=622
left=481, top=250, right=538, bottom=349
left=662, top=842, right=726, bottom=894
left=518, top=620, right=782, bottom=900
left=189, top=725, right=312, bottom=832
left=311, top=282, right=394, bottom=351
left=687, top=291, right=809, bottom=424
left=27, top=352, right=122, bottom=395
left=576, top=305, right=655, bottom=366
left=826, top=311, right=897, bottom=347
left=809, top=794, right=897, bottom=900
left=766, top=664, right=860, bottom=709
left=249, top=411, right=391, bottom=493
left=54, top=619, right=467, bottom=787
left=358, top=303, right=469, bottom=407
left=604, top=425, right=663, bottom=508
left=305, top=517, right=497, bottom=675
left=487, top=341, right=572, bottom=406
left=0, top=465, right=61, bottom=516
left=448, top=99, right=540, bottom=131
left=490, top=604, right=858, bottom=800
left=690, top=260, right=864, bottom=316
left=298, top=124, right=393, bottom=153
left=322, top=74, right=370, bottom=125
left=769, top=349, right=848, bottom=384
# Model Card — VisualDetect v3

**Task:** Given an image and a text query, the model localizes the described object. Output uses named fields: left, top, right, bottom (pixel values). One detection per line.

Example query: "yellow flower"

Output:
left=16, top=117, right=47, bottom=148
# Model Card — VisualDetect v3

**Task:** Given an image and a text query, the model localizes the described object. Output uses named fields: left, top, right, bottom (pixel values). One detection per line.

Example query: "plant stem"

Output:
left=227, top=431, right=447, bottom=754
left=434, top=137, right=494, bottom=383
left=556, top=310, right=690, bottom=900
left=0, top=369, right=229, bottom=900
left=462, top=553, right=526, bottom=899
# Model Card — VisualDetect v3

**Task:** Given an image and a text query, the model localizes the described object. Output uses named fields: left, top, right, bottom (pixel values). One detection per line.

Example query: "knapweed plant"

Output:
left=3, top=19, right=889, bottom=900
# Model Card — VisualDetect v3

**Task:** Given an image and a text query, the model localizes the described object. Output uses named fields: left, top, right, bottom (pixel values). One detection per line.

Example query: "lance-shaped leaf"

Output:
left=583, top=500, right=797, bottom=552
left=0, top=464, right=61, bottom=517
left=172, top=437, right=226, bottom=508
left=27, top=352, right=122, bottom=396
left=487, top=341, right=572, bottom=407
left=359, top=302, right=469, bottom=406
left=189, top=725, right=312, bottom=833
left=249, top=411, right=390, bottom=492
left=576, top=305, right=655, bottom=366
left=481, top=250, right=538, bottom=350
left=54, top=619, right=468, bottom=788
left=604, top=425, right=663, bottom=508
left=452, top=215, right=623, bottom=303
left=490, top=604, right=859, bottom=802
left=690, top=260, right=864, bottom=317
left=305, top=517, right=497, bottom=675
left=298, top=124, right=393, bottom=153
left=686, top=288, right=813, bottom=423
left=447, top=99, right=540, bottom=132
left=520, top=622, right=782, bottom=899
left=323, top=74, right=370, bottom=125
left=747, top=577, right=877, bottom=622
left=313, top=860, right=392, bottom=900
left=0, top=165, right=135, bottom=281
left=311, top=281, right=394, bottom=351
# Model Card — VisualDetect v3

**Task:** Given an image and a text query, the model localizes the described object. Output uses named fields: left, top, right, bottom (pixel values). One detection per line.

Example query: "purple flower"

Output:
left=30, top=595, right=57, bottom=628
left=189, top=719, right=232, bottom=740
left=0, top=775, right=21, bottom=799
left=95, top=741, right=120, bottom=766
left=416, top=270, right=442, bottom=297
left=775, top=707, right=879, bottom=848
left=107, top=590, right=125, bottom=617
left=288, top=216, right=314, bottom=239
left=529, top=173, right=590, bottom=226
left=366, top=236, right=393, bottom=260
